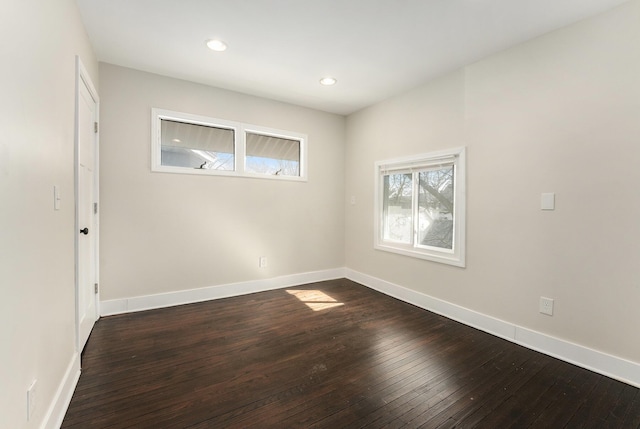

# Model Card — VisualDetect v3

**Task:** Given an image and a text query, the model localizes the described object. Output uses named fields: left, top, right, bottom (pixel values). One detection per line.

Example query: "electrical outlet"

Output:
left=27, top=379, right=37, bottom=421
left=539, top=297, right=554, bottom=316
left=259, top=256, right=267, bottom=268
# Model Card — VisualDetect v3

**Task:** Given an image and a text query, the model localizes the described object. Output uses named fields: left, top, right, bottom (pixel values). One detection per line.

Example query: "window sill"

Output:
left=151, top=165, right=308, bottom=182
left=374, top=242, right=465, bottom=267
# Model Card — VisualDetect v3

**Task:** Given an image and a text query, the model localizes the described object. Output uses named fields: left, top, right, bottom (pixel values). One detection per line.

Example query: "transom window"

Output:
left=374, top=147, right=466, bottom=267
left=151, top=108, right=307, bottom=181
left=245, top=132, right=301, bottom=176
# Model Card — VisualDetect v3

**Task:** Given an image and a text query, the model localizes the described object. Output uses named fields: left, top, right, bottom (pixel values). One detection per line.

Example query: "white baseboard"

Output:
left=100, top=268, right=346, bottom=316
left=98, top=266, right=639, bottom=388
left=345, top=268, right=640, bottom=388
left=42, top=351, right=81, bottom=429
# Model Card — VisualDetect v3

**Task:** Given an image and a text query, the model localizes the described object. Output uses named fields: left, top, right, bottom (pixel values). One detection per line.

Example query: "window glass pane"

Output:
left=161, top=119, right=234, bottom=170
left=245, top=132, right=300, bottom=176
left=418, top=166, right=454, bottom=250
left=383, top=173, right=413, bottom=243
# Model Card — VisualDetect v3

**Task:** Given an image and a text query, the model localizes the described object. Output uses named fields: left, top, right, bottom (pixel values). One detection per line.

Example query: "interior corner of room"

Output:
left=2, top=0, right=640, bottom=428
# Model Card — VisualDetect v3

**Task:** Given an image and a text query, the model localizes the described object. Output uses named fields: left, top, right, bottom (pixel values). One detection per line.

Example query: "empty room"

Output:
left=2, top=0, right=639, bottom=428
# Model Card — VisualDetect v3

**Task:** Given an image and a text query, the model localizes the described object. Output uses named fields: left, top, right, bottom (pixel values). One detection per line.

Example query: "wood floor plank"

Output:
left=425, top=350, right=540, bottom=427
left=61, top=279, right=639, bottom=428
left=617, top=384, right=640, bottom=427
left=440, top=352, right=553, bottom=428
left=311, top=327, right=501, bottom=428
left=526, top=365, right=602, bottom=428
left=340, top=339, right=504, bottom=428
left=470, top=357, right=566, bottom=428
left=395, top=346, right=528, bottom=427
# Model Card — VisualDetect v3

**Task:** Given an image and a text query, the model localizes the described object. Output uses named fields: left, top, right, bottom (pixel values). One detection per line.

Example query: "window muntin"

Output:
left=375, top=147, right=465, bottom=267
left=151, top=109, right=307, bottom=181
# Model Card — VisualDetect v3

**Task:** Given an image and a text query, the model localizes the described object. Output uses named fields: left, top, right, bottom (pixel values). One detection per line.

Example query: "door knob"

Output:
left=80, top=227, right=89, bottom=235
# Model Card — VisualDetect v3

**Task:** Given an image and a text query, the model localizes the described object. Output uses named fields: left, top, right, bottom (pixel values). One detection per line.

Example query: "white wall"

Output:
left=99, top=64, right=345, bottom=301
left=2, top=2, right=637, bottom=426
left=0, top=1, right=97, bottom=428
left=346, top=0, right=640, bottom=365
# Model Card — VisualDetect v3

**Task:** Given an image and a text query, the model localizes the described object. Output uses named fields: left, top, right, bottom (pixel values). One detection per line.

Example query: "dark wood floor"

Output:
left=62, top=279, right=639, bottom=428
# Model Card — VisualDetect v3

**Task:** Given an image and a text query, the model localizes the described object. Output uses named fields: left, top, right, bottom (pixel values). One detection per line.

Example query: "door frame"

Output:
left=74, top=56, right=100, bottom=352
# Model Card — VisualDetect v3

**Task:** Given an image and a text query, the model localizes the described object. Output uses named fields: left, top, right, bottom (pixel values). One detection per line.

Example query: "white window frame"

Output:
left=374, top=147, right=466, bottom=267
left=151, top=108, right=308, bottom=181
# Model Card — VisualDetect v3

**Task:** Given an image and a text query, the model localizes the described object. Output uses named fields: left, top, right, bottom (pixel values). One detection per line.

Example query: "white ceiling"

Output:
left=76, top=0, right=629, bottom=115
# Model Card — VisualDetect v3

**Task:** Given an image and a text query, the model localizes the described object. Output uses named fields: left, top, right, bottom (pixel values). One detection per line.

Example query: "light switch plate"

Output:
left=54, top=185, right=61, bottom=211
left=541, top=193, right=555, bottom=210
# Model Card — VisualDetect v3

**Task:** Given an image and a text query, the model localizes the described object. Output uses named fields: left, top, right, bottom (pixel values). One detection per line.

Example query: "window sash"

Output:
left=161, top=119, right=235, bottom=153
left=378, top=154, right=458, bottom=175
left=381, top=167, right=456, bottom=252
left=159, top=119, right=236, bottom=171
left=374, top=147, right=466, bottom=267
left=382, top=173, right=413, bottom=244
left=151, top=108, right=307, bottom=181
left=416, top=166, right=455, bottom=251
left=245, top=131, right=301, bottom=177
left=245, top=132, right=300, bottom=161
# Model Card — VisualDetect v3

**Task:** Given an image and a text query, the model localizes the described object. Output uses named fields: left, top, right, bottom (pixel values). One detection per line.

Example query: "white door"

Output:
left=76, top=58, right=99, bottom=352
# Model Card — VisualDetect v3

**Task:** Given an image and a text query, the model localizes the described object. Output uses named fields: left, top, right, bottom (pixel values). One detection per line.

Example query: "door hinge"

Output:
left=94, top=202, right=98, bottom=214
left=94, top=122, right=98, bottom=133
left=94, top=283, right=99, bottom=294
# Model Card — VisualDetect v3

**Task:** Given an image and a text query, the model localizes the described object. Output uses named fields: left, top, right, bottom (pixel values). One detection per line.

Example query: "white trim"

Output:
left=41, top=352, right=81, bottom=429
left=98, top=267, right=639, bottom=387
left=244, top=124, right=308, bottom=180
left=74, top=56, right=100, bottom=352
left=374, top=146, right=466, bottom=267
left=100, top=268, right=346, bottom=316
left=345, top=268, right=640, bottom=388
left=47, top=270, right=639, bottom=426
left=151, top=108, right=308, bottom=181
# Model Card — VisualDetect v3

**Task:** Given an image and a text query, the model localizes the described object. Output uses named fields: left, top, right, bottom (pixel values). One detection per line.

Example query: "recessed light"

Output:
left=206, top=39, right=227, bottom=52
left=172, top=138, right=181, bottom=143
left=319, top=77, right=337, bottom=86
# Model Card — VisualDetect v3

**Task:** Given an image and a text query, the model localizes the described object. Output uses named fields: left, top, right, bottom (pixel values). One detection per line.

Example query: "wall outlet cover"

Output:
left=539, top=297, right=554, bottom=316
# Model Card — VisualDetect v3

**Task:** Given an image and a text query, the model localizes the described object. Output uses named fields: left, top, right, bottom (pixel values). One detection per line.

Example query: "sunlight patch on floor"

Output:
left=286, top=289, right=344, bottom=311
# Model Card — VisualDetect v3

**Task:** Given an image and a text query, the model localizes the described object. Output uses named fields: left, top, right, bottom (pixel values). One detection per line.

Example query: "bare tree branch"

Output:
left=419, top=178, right=453, bottom=213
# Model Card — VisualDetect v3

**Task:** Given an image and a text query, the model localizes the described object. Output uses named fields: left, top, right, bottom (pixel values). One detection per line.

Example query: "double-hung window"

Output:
left=151, top=108, right=307, bottom=181
left=374, top=147, right=466, bottom=267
